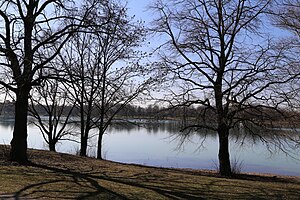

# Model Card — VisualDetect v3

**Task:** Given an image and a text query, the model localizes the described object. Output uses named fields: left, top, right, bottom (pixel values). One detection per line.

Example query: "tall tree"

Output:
left=62, top=32, right=101, bottom=157
left=92, top=1, right=150, bottom=160
left=0, top=0, right=97, bottom=163
left=151, top=0, right=298, bottom=176
left=62, top=0, right=151, bottom=159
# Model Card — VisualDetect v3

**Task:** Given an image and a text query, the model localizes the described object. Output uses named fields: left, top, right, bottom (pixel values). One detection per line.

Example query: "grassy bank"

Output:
left=0, top=146, right=299, bottom=199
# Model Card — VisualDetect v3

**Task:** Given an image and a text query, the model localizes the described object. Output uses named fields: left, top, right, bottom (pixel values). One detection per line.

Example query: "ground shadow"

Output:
left=1, top=162, right=205, bottom=199
left=0, top=150, right=299, bottom=199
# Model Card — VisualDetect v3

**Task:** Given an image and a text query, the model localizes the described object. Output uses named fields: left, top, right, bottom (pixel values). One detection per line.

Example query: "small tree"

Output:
left=29, top=78, right=75, bottom=152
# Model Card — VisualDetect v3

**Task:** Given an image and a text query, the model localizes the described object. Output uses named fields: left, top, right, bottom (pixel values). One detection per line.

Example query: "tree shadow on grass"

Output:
left=0, top=162, right=204, bottom=200
left=0, top=161, right=299, bottom=200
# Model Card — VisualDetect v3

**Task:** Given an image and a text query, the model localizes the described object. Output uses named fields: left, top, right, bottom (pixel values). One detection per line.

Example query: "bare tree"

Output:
left=62, top=1, right=152, bottom=159
left=272, top=0, right=300, bottom=73
left=29, top=78, right=75, bottom=152
left=273, top=0, right=300, bottom=37
left=271, top=0, right=300, bottom=68
left=151, top=0, right=298, bottom=176
left=270, top=1, right=300, bottom=113
left=0, top=0, right=100, bottom=163
left=92, top=1, right=151, bottom=160
left=61, top=31, right=102, bottom=157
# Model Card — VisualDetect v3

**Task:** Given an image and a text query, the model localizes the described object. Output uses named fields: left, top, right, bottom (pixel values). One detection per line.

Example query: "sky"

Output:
left=127, top=0, right=153, bottom=23
left=0, top=0, right=156, bottom=101
left=0, top=0, right=292, bottom=105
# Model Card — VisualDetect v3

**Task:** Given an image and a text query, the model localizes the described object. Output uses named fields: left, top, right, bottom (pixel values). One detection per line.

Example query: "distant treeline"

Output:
left=1, top=101, right=299, bottom=124
left=0, top=101, right=195, bottom=119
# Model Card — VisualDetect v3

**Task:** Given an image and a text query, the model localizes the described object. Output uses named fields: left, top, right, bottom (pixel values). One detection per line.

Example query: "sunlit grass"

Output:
left=0, top=146, right=299, bottom=199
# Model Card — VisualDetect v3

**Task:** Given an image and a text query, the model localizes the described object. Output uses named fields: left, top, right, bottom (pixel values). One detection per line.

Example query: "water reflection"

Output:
left=0, top=120, right=14, bottom=130
left=117, top=120, right=300, bottom=152
left=0, top=119, right=299, bottom=176
left=110, top=119, right=182, bottom=134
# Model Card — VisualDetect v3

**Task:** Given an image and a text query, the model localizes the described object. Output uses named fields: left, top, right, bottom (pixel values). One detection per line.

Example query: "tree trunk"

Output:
left=217, top=124, right=231, bottom=176
left=10, top=87, right=30, bottom=163
left=80, top=134, right=88, bottom=156
left=97, top=64, right=107, bottom=160
left=49, top=140, right=56, bottom=152
left=97, top=128, right=104, bottom=160
left=79, top=106, right=88, bottom=157
left=79, top=100, right=91, bottom=157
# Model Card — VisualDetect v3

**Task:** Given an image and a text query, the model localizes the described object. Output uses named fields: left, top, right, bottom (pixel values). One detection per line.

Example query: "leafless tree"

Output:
left=151, top=0, right=299, bottom=176
left=29, top=78, right=75, bottom=152
left=273, top=0, right=300, bottom=37
left=271, top=0, right=300, bottom=72
left=62, top=32, right=97, bottom=157
left=270, top=1, right=300, bottom=113
left=61, top=1, right=152, bottom=159
left=92, top=2, right=152, bottom=160
left=0, top=0, right=102, bottom=163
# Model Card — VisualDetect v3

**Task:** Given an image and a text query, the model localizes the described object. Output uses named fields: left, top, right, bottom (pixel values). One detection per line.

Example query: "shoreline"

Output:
left=1, top=144, right=299, bottom=179
left=1, top=145, right=299, bottom=179
left=0, top=145, right=299, bottom=199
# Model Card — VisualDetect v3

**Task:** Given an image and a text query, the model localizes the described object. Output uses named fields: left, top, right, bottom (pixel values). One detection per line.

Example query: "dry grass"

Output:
left=0, top=145, right=299, bottom=199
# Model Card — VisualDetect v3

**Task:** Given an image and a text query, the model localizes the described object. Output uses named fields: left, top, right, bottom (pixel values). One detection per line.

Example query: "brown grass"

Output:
left=0, top=145, right=299, bottom=199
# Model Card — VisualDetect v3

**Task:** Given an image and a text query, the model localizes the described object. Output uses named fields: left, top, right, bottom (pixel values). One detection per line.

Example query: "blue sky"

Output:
left=127, top=0, right=153, bottom=23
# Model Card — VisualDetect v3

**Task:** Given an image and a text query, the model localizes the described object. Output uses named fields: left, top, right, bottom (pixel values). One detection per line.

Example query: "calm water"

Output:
left=0, top=119, right=299, bottom=176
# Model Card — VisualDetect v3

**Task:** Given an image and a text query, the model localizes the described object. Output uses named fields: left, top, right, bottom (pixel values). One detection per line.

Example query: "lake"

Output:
left=0, top=119, right=299, bottom=176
